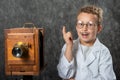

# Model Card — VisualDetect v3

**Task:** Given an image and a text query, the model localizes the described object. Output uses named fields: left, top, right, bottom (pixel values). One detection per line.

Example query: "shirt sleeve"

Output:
left=57, top=44, right=76, bottom=79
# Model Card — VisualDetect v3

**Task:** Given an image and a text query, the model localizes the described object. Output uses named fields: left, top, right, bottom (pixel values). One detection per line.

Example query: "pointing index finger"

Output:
left=62, top=26, right=66, bottom=35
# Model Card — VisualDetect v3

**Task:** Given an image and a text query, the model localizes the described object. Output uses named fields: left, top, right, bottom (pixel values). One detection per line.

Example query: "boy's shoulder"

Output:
left=95, top=39, right=109, bottom=51
left=93, top=39, right=110, bottom=56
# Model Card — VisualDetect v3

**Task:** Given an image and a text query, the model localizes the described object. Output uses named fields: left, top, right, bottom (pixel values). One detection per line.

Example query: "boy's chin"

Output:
left=80, top=38, right=95, bottom=45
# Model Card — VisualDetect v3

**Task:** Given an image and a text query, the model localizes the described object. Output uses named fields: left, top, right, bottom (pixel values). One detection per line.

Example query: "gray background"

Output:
left=0, top=0, right=120, bottom=80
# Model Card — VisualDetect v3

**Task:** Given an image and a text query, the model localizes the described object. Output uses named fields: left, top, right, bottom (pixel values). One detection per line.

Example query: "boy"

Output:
left=57, top=5, right=116, bottom=80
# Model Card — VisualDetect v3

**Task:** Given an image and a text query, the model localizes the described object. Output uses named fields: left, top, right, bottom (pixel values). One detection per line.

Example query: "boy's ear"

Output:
left=97, top=25, right=102, bottom=33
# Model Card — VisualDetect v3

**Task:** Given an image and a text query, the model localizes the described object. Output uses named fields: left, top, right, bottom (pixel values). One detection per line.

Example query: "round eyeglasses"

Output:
left=76, top=20, right=98, bottom=29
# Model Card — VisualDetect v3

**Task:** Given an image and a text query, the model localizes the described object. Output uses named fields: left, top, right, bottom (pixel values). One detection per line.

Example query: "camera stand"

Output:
left=22, top=75, right=33, bottom=80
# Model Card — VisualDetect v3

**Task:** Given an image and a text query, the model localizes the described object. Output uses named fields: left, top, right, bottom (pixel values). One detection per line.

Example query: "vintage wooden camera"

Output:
left=4, top=24, right=44, bottom=76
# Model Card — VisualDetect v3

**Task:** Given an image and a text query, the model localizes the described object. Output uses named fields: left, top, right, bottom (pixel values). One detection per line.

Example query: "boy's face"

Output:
left=76, top=12, right=102, bottom=46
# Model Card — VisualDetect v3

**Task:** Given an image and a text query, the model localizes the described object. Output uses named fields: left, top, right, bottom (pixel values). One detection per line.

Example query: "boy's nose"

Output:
left=82, top=24, right=88, bottom=30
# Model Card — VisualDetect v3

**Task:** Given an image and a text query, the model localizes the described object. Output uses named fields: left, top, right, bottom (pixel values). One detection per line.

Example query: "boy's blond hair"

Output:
left=77, top=5, right=103, bottom=25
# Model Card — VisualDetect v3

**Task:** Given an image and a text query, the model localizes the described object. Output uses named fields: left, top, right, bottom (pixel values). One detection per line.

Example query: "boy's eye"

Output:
left=88, top=23, right=94, bottom=27
left=87, top=21, right=96, bottom=27
left=79, top=23, right=84, bottom=26
left=77, top=21, right=83, bottom=26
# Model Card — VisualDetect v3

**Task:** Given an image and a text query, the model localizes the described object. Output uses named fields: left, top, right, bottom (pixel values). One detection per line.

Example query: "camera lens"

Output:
left=12, top=42, right=28, bottom=58
left=12, top=47, right=23, bottom=58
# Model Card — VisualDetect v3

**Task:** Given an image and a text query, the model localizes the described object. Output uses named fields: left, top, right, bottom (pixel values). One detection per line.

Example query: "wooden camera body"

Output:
left=4, top=27, right=44, bottom=75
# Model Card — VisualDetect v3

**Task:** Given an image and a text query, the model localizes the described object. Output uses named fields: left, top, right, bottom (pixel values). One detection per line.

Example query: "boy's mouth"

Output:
left=81, top=32, right=89, bottom=38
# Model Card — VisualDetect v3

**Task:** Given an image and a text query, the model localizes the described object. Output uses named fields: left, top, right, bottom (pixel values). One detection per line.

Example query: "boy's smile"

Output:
left=81, top=32, right=89, bottom=38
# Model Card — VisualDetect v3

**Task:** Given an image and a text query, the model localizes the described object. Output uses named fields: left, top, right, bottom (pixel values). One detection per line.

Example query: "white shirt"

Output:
left=57, top=38, right=116, bottom=80
left=81, top=44, right=92, bottom=60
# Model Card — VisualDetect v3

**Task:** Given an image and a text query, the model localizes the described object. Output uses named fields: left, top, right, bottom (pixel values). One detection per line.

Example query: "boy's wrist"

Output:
left=66, top=44, right=73, bottom=49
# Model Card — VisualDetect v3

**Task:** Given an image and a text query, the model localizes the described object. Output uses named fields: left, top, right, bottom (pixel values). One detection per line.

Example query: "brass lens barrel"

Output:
left=12, top=42, right=28, bottom=58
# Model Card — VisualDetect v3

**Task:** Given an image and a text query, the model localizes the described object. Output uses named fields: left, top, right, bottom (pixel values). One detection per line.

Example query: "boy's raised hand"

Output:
left=62, top=26, right=73, bottom=46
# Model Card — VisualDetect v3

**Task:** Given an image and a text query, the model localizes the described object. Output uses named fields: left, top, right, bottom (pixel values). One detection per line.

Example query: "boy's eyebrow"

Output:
left=77, top=20, right=97, bottom=23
